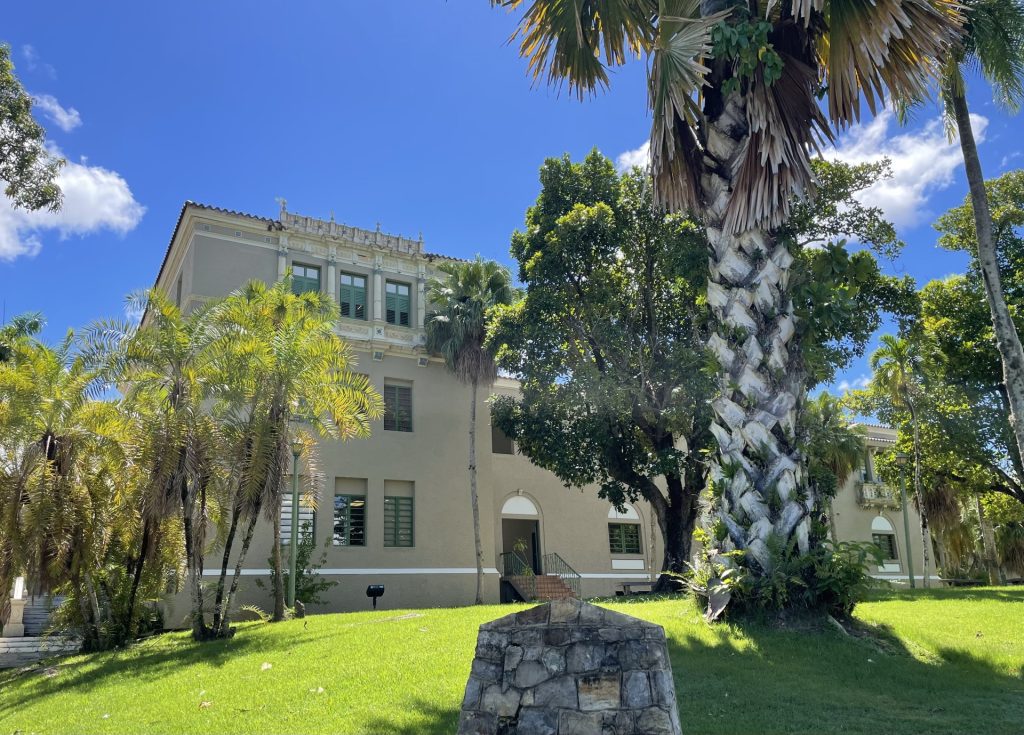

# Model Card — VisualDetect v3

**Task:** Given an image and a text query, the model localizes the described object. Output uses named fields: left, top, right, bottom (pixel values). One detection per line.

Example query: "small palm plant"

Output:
left=426, top=258, right=517, bottom=604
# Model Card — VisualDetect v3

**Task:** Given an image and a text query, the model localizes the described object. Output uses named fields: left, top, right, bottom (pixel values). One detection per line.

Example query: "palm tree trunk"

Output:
left=908, top=398, right=931, bottom=588
left=125, top=517, right=152, bottom=637
left=975, top=495, right=1002, bottom=585
left=181, top=485, right=208, bottom=640
left=701, top=94, right=811, bottom=573
left=212, top=498, right=242, bottom=632
left=469, top=377, right=484, bottom=605
left=951, top=88, right=1024, bottom=474
left=218, top=502, right=262, bottom=638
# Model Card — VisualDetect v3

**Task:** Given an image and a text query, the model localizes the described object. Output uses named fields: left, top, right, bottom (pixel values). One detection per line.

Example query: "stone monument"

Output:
left=457, top=597, right=682, bottom=735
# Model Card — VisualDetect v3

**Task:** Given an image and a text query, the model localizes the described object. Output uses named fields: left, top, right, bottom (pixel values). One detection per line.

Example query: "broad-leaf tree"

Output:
left=491, top=0, right=962, bottom=580
left=934, top=1, right=1024, bottom=474
left=426, top=257, right=517, bottom=605
left=0, top=44, right=62, bottom=212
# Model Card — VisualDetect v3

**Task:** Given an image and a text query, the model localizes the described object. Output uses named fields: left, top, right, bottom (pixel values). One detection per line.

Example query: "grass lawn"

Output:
left=1, top=587, right=1022, bottom=734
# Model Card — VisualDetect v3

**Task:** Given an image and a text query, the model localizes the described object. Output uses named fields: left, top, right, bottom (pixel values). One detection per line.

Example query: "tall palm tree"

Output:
left=206, top=277, right=382, bottom=634
left=0, top=311, right=44, bottom=362
left=936, top=0, right=1024, bottom=476
left=426, top=258, right=517, bottom=605
left=870, top=335, right=931, bottom=587
left=491, top=0, right=962, bottom=577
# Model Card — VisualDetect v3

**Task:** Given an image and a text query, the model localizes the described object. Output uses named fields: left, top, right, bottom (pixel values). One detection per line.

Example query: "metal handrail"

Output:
left=499, top=552, right=536, bottom=601
left=542, top=552, right=581, bottom=598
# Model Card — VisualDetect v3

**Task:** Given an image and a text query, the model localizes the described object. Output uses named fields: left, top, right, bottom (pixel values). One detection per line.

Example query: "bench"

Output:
left=618, top=581, right=655, bottom=596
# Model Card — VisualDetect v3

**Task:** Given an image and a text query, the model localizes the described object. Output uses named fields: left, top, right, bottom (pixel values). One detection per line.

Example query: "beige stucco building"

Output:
left=155, top=202, right=930, bottom=624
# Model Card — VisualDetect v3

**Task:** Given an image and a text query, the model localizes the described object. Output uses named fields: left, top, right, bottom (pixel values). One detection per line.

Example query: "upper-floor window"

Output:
left=385, top=281, right=411, bottom=326
left=492, top=424, right=515, bottom=454
left=383, top=383, right=413, bottom=432
left=862, top=451, right=875, bottom=482
left=292, top=264, right=321, bottom=295
left=339, top=272, right=367, bottom=320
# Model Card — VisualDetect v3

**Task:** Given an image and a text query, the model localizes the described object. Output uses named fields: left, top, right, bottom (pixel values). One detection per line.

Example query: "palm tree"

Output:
left=426, top=258, right=517, bottom=604
left=81, top=291, right=218, bottom=640
left=803, top=392, right=864, bottom=542
left=206, top=277, right=382, bottom=634
left=0, top=311, right=45, bottom=362
left=491, top=0, right=962, bottom=577
left=870, top=335, right=931, bottom=587
left=936, top=0, right=1024, bottom=477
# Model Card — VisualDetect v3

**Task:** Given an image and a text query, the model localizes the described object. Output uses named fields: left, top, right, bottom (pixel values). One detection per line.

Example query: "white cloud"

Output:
left=836, top=375, right=871, bottom=393
left=615, top=141, right=649, bottom=172
left=0, top=151, right=145, bottom=260
left=829, top=109, right=986, bottom=229
left=1001, top=151, right=1022, bottom=169
left=20, top=44, right=56, bottom=78
left=32, top=94, right=82, bottom=132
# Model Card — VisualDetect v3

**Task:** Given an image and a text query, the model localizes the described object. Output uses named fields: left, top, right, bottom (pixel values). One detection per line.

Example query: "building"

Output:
left=154, top=202, right=930, bottom=624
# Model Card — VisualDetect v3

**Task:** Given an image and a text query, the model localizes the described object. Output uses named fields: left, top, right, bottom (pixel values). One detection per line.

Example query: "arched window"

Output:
left=608, top=505, right=642, bottom=554
left=502, top=495, right=539, bottom=517
left=871, top=516, right=898, bottom=562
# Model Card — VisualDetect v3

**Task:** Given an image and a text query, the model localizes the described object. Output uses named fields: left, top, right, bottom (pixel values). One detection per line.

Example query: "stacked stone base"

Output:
left=458, top=598, right=681, bottom=735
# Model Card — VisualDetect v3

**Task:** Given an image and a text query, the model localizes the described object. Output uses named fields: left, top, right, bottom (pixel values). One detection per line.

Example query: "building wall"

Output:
left=155, top=204, right=929, bottom=627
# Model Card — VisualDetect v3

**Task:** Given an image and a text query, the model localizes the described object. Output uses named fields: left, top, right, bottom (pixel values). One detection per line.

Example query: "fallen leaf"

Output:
left=308, top=687, right=325, bottom=694
left=261, top=662, right=272, bottom=671
left=199, top=701, right=212, bottom=709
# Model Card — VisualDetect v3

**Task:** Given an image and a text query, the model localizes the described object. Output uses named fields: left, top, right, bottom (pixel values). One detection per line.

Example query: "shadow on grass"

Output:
left=359, top=699, right=460, bottom=735
left=864, top=586, right=1024, bottom=603
left=666, top=615, right=1024, bottom=735
left=0, top=626, right=337, bottom=718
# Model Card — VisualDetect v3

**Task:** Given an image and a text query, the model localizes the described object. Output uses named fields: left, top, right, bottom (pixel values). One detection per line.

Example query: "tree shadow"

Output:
left=358, top=699, right=460, bottom=734
left=865, top=586, right=1024, bottom=603
left=0, top=626, right=336, bottom=717
left=665, top=615, right=1024, bottom=735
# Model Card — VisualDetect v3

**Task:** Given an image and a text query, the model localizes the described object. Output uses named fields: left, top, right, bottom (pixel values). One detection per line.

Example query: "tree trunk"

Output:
left=212, top=498, right=242, bottom=634
left=272, top=504, right=285, bottom=621
left=125, top=517, right=153, bottom=637
left=181, top=481, right=208, bottom=640
left=908, top=398, right=931, bottom=588
left=701, top=94, right=811, bottom=574
left=218, top=503, right=262, bottom=638
left=469, top=377, right=484, bottom=605
left=651, top=472, right=700, bottom=593
left=975, top=495, right=1002, bottom=585
left=951, top=88, right=1024, bottom=478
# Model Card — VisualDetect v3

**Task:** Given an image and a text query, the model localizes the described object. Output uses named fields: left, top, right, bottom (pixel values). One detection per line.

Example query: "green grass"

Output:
left=1, top=588, right=1022, bottom=734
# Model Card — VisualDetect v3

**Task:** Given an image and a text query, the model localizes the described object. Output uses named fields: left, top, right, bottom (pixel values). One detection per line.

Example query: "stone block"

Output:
left=577, top=672, right=621, bottom=711
left=566, top=642, right=606, bottom=673
left=480, top=684, right=521, bottom=717
left=514, top=660, right=550, bottom=688
left=622, top=671, right=652, bottom=708
left=636, top=707, right=676, bottom=735
left=532, top=675, right=578, bottom=709
left=559, top=710, right=603, bottom=735
left=517, top=707, right=558, bottom=735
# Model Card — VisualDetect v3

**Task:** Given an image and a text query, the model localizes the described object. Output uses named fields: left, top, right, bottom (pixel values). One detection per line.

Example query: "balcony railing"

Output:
left=857, top=481, right=901, bottom=509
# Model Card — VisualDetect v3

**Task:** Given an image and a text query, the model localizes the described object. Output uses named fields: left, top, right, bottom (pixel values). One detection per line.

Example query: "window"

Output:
left=339, top=272, right=367, bottom=320
left=333, top=494, right=366, bottom=546
left=608, top=523, right=641, bottom=555
left=280, top=492, right=315, bottom=546
left=862, top=452, right=875, bottom=482
left=384, top=496, right=414, bottom=547
left=175, top=273, right=183, bottom=307
left=385, top=281, right=411, bottom=326
left=383, top=383, right=413, bottom=432
left=292, top=264, right=321, bottom=295
left=872, top=533, right=898, bottom=561
left=491, top=424, right=514, bottom=454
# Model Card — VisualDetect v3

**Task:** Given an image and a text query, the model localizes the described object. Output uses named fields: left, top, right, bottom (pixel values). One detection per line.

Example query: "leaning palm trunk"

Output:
left=950, top=89, right=1024, bottom=475
left=702, top=95, right=811, bottom=572
left=469, top=377, right=484, bottom=605
left=272, top=507, right=285, bottom=621
left=218, top=505, right=261, bottom=638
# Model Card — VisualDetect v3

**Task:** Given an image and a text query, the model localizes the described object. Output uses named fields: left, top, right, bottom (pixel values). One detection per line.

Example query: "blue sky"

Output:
left=1, top=2, right=1021, bottom=393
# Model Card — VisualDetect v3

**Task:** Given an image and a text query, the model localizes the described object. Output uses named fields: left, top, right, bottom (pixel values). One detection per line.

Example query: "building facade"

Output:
left=155, top=202, right=930, bottom=624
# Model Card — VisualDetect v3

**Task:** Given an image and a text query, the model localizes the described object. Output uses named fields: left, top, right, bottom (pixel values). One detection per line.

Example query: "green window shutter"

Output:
left=333, top=494, right=366, bottom=546
left=608, top=524, right=640, bottom=554
left=292, top=264, right=320, bottom=295
left=383, top=384, right=413, bottom=432
left=384, top=496, right=414, bottom=547
left=340, top=274, right=367, bottom=320
left=386, top=281, right=411, bottom=326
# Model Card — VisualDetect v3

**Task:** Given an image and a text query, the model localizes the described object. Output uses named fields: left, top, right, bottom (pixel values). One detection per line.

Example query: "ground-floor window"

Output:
left=333, top=494, right=366, bottom=546
left=872, top=532, right=898, bottom=562
left=608, top=523, right=641, bottom=555
left=384, top=496, right=414, bottom=547
left=280, top=491, right=315, bottom=546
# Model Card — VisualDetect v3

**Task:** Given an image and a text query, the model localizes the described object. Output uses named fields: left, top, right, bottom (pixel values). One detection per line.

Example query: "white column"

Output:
left=373, top=255, right=384, bottom=321
left=277, top=234, right=289, bottom=279
left=327, top=248, right=337, bottom=302
left=416, top=265, right=427, bottom=330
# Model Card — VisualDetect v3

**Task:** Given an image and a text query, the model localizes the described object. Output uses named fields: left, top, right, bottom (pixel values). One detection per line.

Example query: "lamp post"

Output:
left=288, top=436, right=303, bottom=609
left=895, top=451, right=915, bottom=589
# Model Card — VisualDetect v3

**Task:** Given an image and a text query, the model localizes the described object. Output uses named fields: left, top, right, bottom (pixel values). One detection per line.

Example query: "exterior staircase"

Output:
left=500, top=552, right=582, bottom=603
left=22, top=595, right=63, bottom=636
left=1, top=594, right=76, bottom=669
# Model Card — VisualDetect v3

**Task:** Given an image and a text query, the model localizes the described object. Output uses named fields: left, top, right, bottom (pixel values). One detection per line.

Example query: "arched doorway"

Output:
left=501, top=495, right=541, bottom=575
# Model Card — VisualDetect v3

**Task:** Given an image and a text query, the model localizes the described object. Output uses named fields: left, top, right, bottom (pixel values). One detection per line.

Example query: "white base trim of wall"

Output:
left=203, top=567, right=501, bottom=576
left=579, top=573, right=652, bottom=580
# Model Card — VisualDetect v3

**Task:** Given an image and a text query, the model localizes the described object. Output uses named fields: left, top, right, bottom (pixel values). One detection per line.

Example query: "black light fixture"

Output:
left=895, top=451, right=911, bottom=467
left=366, top=584, right=385, bottom=610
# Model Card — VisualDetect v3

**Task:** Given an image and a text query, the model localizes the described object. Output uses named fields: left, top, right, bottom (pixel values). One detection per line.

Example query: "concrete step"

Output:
left=0, top=636, right=79, bottom=669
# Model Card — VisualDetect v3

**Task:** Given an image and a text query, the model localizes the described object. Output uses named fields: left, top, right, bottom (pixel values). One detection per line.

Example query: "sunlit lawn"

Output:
left=1, top=587, right=1021, bottom=734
